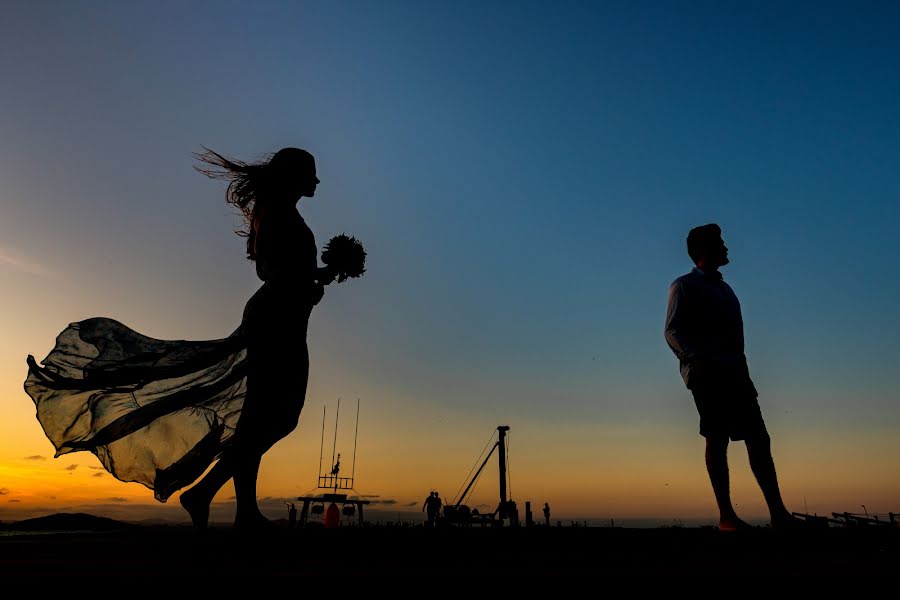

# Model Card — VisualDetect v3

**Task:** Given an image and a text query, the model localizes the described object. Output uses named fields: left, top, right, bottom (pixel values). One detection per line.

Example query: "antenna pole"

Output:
left=331, top=398, right=340, bottom=475
left=318, top=404, right=326, bottom=479
left=351, top=398, right=360, bottom=482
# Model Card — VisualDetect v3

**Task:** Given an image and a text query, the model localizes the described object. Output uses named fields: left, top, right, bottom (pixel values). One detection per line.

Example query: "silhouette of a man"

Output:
left=665, top=224, right=803, bottom=532
left=543, top=502, right=551, bottom=526
left=433, top=492, right=443, bottom=523
left=423, top=491, right=438, bottom=527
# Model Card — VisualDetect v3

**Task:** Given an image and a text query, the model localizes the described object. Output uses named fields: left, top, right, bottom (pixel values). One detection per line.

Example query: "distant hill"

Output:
left=0, top=512, right=136, bottom=532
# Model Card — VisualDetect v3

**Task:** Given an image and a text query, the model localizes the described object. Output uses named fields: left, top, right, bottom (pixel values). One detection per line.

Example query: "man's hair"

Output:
left=686, top=223, right=722, bottom=263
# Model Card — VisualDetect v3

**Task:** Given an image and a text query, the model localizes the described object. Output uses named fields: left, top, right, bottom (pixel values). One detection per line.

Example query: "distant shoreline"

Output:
left=3, top=510, right=890, bottom=530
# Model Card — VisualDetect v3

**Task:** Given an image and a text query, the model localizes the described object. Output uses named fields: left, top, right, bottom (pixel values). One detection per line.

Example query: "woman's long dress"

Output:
left=24, top=206, right=318, bottom=502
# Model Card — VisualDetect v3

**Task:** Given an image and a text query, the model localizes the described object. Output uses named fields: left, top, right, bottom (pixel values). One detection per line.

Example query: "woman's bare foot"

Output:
left=180, top=489, right=210, bottom=530
left=718, top=517, right=754, bottom=532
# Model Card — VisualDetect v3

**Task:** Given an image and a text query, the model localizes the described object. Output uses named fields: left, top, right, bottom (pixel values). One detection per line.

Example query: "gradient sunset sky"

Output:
left=2, top=1, right=899, bottom=525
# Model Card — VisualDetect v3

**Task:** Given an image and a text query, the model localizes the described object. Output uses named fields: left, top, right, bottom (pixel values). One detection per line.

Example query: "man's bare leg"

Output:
left=706, top=436, right=752, bottom=531
left=746, top=434, right=805, bottom=529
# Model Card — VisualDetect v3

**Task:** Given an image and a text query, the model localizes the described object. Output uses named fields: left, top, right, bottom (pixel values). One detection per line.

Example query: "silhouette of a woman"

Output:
left=24, top=147, right=364, bottom=529
left=180, top=147, right=329, bottom=529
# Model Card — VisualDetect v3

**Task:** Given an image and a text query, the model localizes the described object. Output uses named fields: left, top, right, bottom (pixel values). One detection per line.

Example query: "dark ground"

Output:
left=1, top=521, right=898, bottom=580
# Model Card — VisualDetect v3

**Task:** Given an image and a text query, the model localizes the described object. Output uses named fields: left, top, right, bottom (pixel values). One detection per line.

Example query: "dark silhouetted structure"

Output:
left=295, top=399, right=369, bottom=527
left=24, top=147, right=365, bottom=530
left=444, top=425, right=519, bottom=527
left=664, top=224, right=803, bottom=532
left=543, top=502, right=551, bottom=526
left=331, top=454, right=341, bottom=477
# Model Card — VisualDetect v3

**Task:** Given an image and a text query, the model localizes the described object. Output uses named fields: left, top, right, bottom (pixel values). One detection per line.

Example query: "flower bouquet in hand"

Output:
left=319, top=234, right=367, bottom=285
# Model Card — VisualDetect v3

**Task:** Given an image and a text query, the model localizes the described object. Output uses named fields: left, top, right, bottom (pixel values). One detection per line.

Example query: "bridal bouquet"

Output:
left=321, top=234, right=367, bottom=283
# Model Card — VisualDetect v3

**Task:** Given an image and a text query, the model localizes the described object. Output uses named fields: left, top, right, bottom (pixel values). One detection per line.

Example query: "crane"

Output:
left=443, top=425, right=518, bottom=526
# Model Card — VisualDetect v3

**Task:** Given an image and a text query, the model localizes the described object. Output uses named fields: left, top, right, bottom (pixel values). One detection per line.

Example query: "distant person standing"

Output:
left=664, top=224, right=804, bottom=532
left=287, top=502, right=297, bottom=529
left=433, top=492, right=444, bottom=523
left=543, top=502, right=551, bottom=526
left=423, top=491, right=438, bottom=527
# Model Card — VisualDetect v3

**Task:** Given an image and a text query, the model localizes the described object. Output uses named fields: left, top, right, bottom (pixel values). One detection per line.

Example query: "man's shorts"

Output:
left=690, top=385, right=768, bottom=441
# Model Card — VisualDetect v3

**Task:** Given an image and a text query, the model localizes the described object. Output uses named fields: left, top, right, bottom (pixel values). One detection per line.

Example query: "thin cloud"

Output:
left=103, top=498, right=129, bottom=503
left=365, top=498, right=398, bottom=506
left=24, top=455, right=47, bottom=461
left=0, top=249, right=55, bottom=278
left=65, top=464, right=78, bottom=471
left=92, top=472, right=104, bottom=478
left=0, top=488, right=9, bottom=495
left=88, top=466, right=104, bottom=470
left=402, top=501, right=418, bottom=507
left=8, top=499, right=20, bottom=503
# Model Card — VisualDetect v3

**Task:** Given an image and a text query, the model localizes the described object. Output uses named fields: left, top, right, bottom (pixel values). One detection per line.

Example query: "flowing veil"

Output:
left=25, top=317, right=249, bottom=502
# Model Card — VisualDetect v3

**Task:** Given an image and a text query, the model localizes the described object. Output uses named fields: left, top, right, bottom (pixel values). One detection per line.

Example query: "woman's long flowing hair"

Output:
left=194, top=147, right=274, bottom=260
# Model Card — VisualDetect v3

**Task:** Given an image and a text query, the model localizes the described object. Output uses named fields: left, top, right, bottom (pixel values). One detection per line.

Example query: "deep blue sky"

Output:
left=2, top=1, right=899, bottom=518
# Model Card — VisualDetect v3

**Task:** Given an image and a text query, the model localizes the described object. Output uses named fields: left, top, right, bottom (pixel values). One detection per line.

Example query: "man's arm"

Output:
left=664, top=279, right=699, bottom=363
